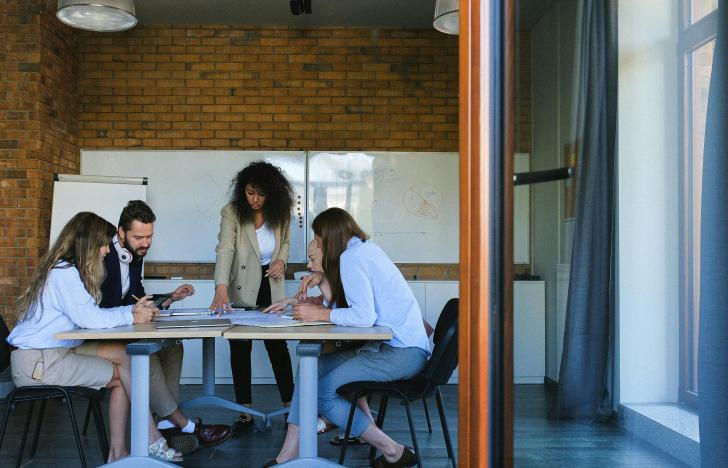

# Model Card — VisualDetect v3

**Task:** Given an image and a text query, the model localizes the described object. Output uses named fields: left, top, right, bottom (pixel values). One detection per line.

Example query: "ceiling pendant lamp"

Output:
left=433, top=0, right=459, bottom=35
left=57, top=0, right=137, bottom=32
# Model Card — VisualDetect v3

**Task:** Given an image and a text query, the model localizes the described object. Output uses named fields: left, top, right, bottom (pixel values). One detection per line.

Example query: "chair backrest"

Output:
left=0, top=315, right=10, bottom=373
left=423, top=298, right=459, bottom=387
left=0, top=315, right=15, bottom=399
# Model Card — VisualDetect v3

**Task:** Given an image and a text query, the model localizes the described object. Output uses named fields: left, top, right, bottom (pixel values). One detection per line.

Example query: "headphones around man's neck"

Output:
left=113, top=236, right=133, bottom=264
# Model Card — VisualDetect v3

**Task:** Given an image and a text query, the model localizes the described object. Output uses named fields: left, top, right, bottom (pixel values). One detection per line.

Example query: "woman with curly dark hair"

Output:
left=210, top=161, right=295, bottom=431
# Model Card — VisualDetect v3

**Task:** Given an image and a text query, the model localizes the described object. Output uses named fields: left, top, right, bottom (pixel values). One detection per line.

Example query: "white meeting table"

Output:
left=55, top=323, right=392, bottom=467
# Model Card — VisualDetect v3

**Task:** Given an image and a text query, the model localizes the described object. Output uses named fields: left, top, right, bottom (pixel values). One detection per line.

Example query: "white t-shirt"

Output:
left=256, top=223, right=275, bottom=266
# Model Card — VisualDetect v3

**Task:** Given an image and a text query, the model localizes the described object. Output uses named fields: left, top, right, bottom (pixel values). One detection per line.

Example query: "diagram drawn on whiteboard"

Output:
left=403, top=183, right=441, bottom=219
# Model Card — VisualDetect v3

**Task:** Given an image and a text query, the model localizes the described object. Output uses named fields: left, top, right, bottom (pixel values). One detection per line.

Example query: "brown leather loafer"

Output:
left=192, top=419, right=232, bottom=447
left=372, top=447, right=417, bottom=468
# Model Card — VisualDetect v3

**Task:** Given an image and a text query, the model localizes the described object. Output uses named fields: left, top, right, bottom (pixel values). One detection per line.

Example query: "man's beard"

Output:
left=129, top=245, right=148, bottom=260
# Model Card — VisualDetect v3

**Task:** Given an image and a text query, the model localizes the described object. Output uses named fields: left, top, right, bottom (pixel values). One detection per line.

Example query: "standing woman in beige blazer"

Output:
left=209, top=161, right=295, bottom=431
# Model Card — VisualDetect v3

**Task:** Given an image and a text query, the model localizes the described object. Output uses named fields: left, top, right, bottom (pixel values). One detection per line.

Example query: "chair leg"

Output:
left=82, top=400, right=93, bottom=436
left=17, top=400, right=35, bottom=467
left=91, top=398, right=109, bottom=462
left=62, top=391, right=87, bottom=468
left=368, top=394, right=389, bottom=462
left=29, top=398, right=47, bottom=459
left=0, top=394, right=15, bottom=455
left=435, top=387, right=457, bottom=468
left=422, top=396, right=432, bottom=433
left=338, top=390, right=361, bottom=465
left=403, top=399, right=422, bottom=468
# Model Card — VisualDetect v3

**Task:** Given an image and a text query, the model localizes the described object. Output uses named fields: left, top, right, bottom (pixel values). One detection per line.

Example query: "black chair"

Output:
left=0, top=319, right=109, bottom=467
left=336, top=298, right=459, bottom=468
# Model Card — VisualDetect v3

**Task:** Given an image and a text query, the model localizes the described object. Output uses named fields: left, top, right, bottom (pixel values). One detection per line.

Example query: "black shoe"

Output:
left=330, top=434, right=367, bottom=446
left=261, top=458, right=278, bottom=467
left=232, top=413, right=254, bottom=433
left=372, top=447, right=417, bottom=468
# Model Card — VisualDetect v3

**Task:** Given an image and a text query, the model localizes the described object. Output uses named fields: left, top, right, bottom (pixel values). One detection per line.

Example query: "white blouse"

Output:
left=256, top=223, right=275, bottom=266
left=8, top=261, right=133, bottom=349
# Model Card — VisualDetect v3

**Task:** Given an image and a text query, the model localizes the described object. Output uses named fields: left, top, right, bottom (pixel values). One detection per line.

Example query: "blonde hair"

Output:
left=15, top=212, right=116, bottom=323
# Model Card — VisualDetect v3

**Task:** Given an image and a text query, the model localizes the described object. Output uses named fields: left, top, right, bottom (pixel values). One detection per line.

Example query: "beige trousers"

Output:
left=149, top=342, right=184, bottom=418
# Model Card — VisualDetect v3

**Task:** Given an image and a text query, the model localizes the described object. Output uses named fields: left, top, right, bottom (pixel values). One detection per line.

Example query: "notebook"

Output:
left=154, top=318, right=231, bottom=329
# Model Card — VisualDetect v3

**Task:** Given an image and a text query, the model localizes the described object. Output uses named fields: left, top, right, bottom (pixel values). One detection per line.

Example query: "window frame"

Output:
left=677, top=1, right=717, bottom=409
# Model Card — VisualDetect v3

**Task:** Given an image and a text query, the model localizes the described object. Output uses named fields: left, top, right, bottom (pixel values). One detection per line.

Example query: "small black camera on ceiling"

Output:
left=290, top=0, right=312, bottom=15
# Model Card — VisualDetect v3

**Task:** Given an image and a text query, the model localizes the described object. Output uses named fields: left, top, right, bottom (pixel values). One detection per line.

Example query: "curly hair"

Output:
left=231, top=161, right=294, bottom=229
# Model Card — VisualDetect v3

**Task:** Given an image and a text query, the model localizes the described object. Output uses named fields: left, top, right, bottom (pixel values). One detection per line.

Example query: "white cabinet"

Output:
left=514, top=281, right=546, bottom=384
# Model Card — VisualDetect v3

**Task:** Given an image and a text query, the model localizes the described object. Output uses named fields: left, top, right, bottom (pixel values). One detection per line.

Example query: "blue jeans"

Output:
left=287, top=344, right=427, bottom=437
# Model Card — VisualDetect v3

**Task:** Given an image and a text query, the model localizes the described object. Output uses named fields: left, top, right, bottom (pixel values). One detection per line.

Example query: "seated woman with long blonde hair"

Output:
left=7, top=212, right=182, bottom=462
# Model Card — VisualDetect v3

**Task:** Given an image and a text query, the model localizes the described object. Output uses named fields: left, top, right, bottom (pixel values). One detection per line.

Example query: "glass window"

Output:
left=684, top=39, right=714, bottom=399
left=691, top=0, right=718, bottom=24
left=679, top=0, right=716, bottom=404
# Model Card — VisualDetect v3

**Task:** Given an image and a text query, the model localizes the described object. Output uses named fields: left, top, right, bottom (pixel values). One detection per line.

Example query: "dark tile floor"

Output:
left=514, top=385, right=687, bottom=467
left=0, top=384, right=686, bottom=467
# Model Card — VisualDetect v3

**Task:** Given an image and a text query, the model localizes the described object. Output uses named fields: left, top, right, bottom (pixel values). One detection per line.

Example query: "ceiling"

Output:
left=134, top=0, right=439, bottom=28
left=133, top=0, right=555, bottom=30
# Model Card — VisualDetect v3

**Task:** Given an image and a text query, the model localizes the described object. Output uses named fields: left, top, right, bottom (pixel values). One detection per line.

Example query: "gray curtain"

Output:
left=698, top=2, right=728, bottom=465
left=550, top=0, right=617, bottom=420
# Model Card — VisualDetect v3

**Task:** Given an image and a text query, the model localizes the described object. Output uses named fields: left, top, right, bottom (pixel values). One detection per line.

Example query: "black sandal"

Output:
left=330, top=434, right=366, bottom=446
left=372, top=447, right=417, bottom=468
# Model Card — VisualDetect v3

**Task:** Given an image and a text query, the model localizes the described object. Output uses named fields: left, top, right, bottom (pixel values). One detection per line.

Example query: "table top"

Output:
left=55, top=324, right=393, bottom=341
left=55, top=323, right=232, bottom=340
left=223, top=324, right=393, bottom=340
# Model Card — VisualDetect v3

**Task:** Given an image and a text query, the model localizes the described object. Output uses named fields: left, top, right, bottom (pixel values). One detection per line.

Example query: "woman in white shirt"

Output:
left=7, top=212, right=181, bottom=462
left=266, top=208, right=430, bottom=468
left=210, top=161, right=295, bottom=430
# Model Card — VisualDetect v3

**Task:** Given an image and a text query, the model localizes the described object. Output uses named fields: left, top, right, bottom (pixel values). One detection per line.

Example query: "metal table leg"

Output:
left=104, top=340, right=176, bottom=467
left=279, top=342, right=341, bottom=467
left=179, top=337, right=290, bottom=428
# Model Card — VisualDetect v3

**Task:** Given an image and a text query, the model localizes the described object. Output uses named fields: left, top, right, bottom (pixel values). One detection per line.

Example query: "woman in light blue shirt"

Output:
left=8, top=212, right=180, bottom=463
left=267, top=208, right=429, bottom=468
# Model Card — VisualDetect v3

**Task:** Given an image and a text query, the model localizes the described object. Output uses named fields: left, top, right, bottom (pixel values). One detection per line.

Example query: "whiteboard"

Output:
left=308, top=152, right=459, bottom=263
left=50, top=177, right=147, bottom=247
left=81, top=151, right=307, bottom=263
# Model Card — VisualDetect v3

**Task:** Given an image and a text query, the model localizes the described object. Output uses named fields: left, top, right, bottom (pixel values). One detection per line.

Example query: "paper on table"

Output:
left=224, top=310, right=329, bottom=328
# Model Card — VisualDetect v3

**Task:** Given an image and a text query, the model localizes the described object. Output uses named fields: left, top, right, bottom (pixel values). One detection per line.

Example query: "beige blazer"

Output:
left=213, top=203, right=290, bottom=306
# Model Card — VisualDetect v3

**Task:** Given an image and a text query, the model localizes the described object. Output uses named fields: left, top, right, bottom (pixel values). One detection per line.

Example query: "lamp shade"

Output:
left=433, top=0, right=459, bottom=35
left=57, top=0, right=137, bottom=32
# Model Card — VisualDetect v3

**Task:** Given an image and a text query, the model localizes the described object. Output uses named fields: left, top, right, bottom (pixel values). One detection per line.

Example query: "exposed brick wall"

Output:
left=1, top=21, right=459, bottom=320
left=142, top=262, right=460, bottom=282
left=0, top=0, right=78, bottom=323
left=76, top=25, right=459, bottom=151
left=74, top=25, right=459, bottom=281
